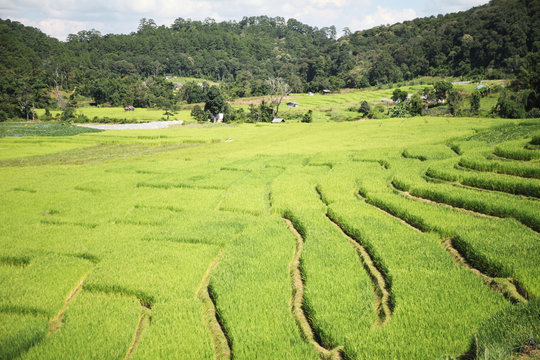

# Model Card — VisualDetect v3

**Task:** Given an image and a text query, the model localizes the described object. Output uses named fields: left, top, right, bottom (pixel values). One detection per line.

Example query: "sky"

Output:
left=0, top=0, right=490, bottom=41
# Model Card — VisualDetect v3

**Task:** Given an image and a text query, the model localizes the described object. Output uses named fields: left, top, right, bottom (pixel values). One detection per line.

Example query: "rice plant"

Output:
left=0, top=115, right=538, bottom=359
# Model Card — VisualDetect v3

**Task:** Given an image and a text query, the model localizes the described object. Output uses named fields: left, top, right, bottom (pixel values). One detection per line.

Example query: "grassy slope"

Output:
left=0, top=116, right=538, bottom=359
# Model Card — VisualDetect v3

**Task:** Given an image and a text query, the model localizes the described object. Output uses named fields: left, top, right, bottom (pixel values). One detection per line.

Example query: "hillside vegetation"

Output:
left=1, top=0, right=539, bottom=119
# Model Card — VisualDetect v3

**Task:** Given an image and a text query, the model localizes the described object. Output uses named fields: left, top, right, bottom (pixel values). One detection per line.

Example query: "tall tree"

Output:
left=392, top=89, right=408, bottom=103
left=204, top=86, right=225, bottom=117
left=470, top=91, right=481, bottom=114
left=267, top=77, right=291, bottom=118
left=434, top=80, right=453, bottom=103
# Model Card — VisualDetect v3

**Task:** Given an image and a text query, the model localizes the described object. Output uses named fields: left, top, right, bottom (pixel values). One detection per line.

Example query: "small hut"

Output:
left=211, top=113, right=224, bottom=123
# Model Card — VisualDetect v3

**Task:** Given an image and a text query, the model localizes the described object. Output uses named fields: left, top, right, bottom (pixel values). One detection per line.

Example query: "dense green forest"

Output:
left=0, top=0, right=539, bottom=120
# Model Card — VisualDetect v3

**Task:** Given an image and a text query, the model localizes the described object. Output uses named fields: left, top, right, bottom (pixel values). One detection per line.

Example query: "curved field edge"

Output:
left=196, top=249, right=232, bottom=360
left=0, top=118, right=538, bottom=359
left=284, top=217, right=343, bottom=360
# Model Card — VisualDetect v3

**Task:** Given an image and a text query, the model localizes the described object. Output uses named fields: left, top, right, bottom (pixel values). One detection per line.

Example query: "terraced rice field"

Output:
left=0, top=117, right=539, bottom=359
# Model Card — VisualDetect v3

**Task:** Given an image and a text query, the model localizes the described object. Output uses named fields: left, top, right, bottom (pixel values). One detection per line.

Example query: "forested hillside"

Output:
left=349, top=0, right=539, bottom=84
left=0, top=0, right=538, bottom=119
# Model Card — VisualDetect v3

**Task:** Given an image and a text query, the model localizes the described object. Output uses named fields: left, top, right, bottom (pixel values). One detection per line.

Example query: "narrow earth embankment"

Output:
left=284, top=218, right=343, bottom=360
left=196, top=249, right=232, bottom=360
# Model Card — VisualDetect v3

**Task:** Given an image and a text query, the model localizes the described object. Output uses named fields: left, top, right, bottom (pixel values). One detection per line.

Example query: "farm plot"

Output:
left=0, top=117, right=538, bottom=359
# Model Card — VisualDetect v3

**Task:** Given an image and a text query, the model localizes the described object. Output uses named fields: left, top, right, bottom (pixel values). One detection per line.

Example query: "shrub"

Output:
left=447, top=89, right=465, bottom=115
left=190, top=105, right=206, bottom=122
left=407, top=94, right=424, bottom=116
left=526, top=108, right=540, bottom=119
left=494, top=92, right=526, bottom=119
left=70, top=114, right=90, bottom=123
left=301, top=110, right=313, bottom=123
left=391, top=103, right=409, bottom=118
left=470, top=91, right=481, bottom=114
left=42, top=108, right=53, bottom=120
left=391, top=89, right=408, bottom=103
left=0, top=110, right=8, bottom=122
left=359, top=101, right=371, bottom=116
left=434, top=80, right=453, bottom=102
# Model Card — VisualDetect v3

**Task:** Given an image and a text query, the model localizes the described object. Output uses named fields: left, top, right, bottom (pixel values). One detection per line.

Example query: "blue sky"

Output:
left=0, top=0, right=489, bottom=41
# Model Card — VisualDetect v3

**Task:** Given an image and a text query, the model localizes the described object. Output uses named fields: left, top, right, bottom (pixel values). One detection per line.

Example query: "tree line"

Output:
left=0, top=0, right=539, bottom=120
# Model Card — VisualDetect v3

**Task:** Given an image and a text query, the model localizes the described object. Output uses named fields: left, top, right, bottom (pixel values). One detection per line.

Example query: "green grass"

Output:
left=358, top=159, right=540, bottom=299
left=210, top=217, right=318, bottom=359
left=0, top=115, right=538, bottom=359
left=426, top=160, right=540, bottom=198
left=317, top=160, right=510, bottom=357
left=464, top=121, right=540, bottom=144
left=392, top=162, right=540, bottom=233
left=0, top=254, right=93, bottom=318
left=494, top=139, right=540, bottom=161
left=271, top=165, right=376, bottom=358
left=20, top=292, right=141, bottom=360
left=473, top=298, right=540, bottom=359
left=0, top=313, right=48, bottom=360
left=0, top=122, right=102, bottom=137
left=402, top=144, right=458, bottom=161
left=459, top=155, right=540, bottom=179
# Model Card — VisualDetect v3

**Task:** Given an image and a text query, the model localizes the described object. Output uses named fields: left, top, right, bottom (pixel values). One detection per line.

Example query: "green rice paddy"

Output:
left=0, top=115, right=538, bottom=359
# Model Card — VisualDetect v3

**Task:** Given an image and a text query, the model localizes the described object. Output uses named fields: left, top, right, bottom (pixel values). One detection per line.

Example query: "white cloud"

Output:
left=309, top=0, right=348, bottom=7
left=424, top=0, right=489, bottom=15
left=350, top=6, right=417, bottom=30
left=43, top=19, right=102, bottom=40
left=12, top=17, right=95, bottom=40
left=1, top=0, right=487, bottom=40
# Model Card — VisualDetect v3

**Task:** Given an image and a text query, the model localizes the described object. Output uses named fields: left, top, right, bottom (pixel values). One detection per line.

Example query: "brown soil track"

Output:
left=357, top=192, right=422, bottom=233
left=284, top=218, right=343, bottom=360
left=425, top=172, right=540, bottom=202
left=325, top=214, right=393, bottom=326
left=124, top=306, right=151, bottom=360
left=196, top=248, right=232, bottom=360
left=316, top=185, right=393, bottom=326
left=393, top=181, right=540, bottom=235
left=49, top=270, right=92, bottom=334
left=441, top=237, right=527, bottom=304
left=362, top=188, right=529, bottom=304
left=398, top=188, right=500, bottom=220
